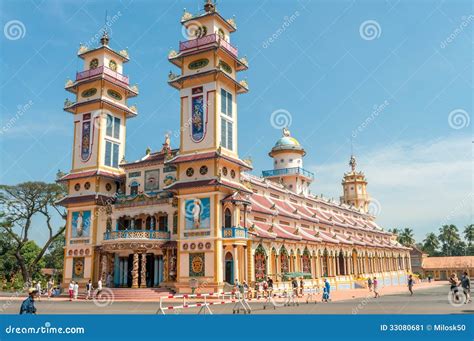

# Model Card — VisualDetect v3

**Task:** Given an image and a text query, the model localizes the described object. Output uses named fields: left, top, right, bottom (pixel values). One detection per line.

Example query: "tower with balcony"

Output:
left=59, top=31, right=138, bottom=287
left=340, top=155, right=370, bottom=212
left=262, top=128, right=314, bottom=196
left=166, top=0, right=251, bottom=292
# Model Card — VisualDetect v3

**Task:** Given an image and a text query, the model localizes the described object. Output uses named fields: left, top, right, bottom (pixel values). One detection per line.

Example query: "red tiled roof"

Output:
left=248, top=220, right=277, bottom=239
left=57, top=170, right=124, bottom=183
left=422, top=256, right=474, bottom=270
left=165, top=178, right=252, bottom=193
left=167, top=151, right=252, bottom=170
left=122, top=149, right=179, bottom=168
left=56, top=194, right=115, bottom=206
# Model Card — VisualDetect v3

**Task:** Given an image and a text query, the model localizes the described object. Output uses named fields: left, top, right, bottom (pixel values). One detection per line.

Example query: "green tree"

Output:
left=422, top=232, right=440, bottom=255
left=438, top=224, right=461, bottom=256
left=43, top=233, right=65, bottom=270
left=0, top=182, right=66, bottom=282
left=464, top=224, right=473, bottom=247
left=398, top=228, right=415, bottom=246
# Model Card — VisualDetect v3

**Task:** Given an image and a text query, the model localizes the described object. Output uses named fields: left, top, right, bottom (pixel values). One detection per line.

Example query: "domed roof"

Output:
left=269, top=128, right=305, bottom=156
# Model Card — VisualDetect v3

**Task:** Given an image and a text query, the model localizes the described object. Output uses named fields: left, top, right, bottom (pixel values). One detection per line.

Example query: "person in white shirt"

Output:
left=96, top=279, right=103, bottom=298
left=35, top=281, right=42, bottom=301
left=68, top=281, right=74, bottom=301
left=73, top=282, right=79, bottom=300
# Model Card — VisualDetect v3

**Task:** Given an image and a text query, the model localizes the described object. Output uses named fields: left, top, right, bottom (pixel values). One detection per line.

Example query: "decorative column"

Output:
left=233, top=245, right=239, bottom=282
left=101, top=253, right=108, bottom=282
left=132, top=252, right=139, bottom=288
left=123, top=257, right=129, bottom=287
left=113, top=254, right=120, bottom=287
left=140, top=253, right=147, bottom=288
left=243, top=245, right=249, bottom=282
left=154, top=256, right=159, bottom=287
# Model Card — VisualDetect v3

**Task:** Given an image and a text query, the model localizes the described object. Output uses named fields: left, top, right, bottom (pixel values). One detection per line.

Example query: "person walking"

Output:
left=373, top=277, right=380, bottom=298
left=367, top=277, right=373, bottom=292
left=73, top=281, right=79, bottom=300
left=408, top=275, right=414, bottom=296
left=86, top=280, right=93, bottom=300
left=68, top=281, right=74, bottom=301
left=47, top=278, right=53, bottom=299
left=428, top=275, right=432, bottom=283
left=299, top=278, right=304, bottom=296
left=19, top=288, right=38, bottom=315
left=322, top=278, right=331, bottom=302
left=291, top=278, right=298, bottom=297
left=267, top=277, right=273, bottom=297
left=96, top=278, right=103, bottom=299
left=460, top=272, right=471, bottom=304
left=35, top=281, right=42, bottom=301
left=449, top=273, right=460, bottom=302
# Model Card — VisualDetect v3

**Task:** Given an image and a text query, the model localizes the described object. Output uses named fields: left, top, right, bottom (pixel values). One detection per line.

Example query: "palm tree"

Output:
left=422, top=232, right=439, bottom=255
left=388, top=228, right=400, bottom=236
left=438, top=224, right=461, bottom=256
left=398, top=228, right=415, bottom=246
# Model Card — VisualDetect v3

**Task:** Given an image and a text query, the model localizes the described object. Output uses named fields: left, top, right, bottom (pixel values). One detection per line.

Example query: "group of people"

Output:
left=68, top=279, right=103, bottom=301
left=366, top=276, right=381, bottom=298
left=448, top=272, right=471, bottom=304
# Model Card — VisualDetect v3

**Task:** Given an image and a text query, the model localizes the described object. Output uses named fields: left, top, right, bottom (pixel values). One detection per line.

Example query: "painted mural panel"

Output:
left=81, top=115, right=92, bottom=161
left=71, top=210, right=91, bottom=238
left=144, top=169, right=160, bottom=191
left=72, top=257, right=85, bottom=279
left=185, top=197, right=210, bottom=230
left=189, top=253, right=205, bottom=277
left=191, top=95, right=205, bottom=142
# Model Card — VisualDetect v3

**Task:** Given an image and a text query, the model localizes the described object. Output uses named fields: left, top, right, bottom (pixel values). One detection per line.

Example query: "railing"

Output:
left=76, top=65, right=129, bottom=85
left=262, top=167, right=315, bottom=180
left=222, top=226, right=248, bottom=239
left=179, top=33, right=238, bottom=58
left=103, top=230, right=170, bottom=241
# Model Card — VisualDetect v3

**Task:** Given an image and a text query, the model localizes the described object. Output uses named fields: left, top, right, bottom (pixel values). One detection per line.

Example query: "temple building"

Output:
left=58, top=1, right=411, bottom=293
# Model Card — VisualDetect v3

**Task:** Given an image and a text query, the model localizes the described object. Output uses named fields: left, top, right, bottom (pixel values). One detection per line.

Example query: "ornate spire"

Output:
left=100, top=30, right=109, bottom=46
left=349, top=154, right=356, bottom=172
left=282, top=127, right=290, bottom=137
left=204, top=0, right=216, bottom=13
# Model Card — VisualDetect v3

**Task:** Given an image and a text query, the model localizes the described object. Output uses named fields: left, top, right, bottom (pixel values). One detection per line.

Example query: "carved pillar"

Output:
left=140, top=253, right=147, bottom=288
left=101, top=253, right=108, bottom=282
left=163, top=249, right=169, bottom=282
left=132, top=252, right=139, bottom=288
left=233, top=245, right=239, bottom=283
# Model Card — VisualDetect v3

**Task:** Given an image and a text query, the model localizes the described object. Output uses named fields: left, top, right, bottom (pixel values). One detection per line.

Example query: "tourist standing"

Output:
left=35, top=281, right=42, bottom=301
left=267, top=277, right=273, bottom=296
left=47, top=278, right=53, bottom=299
left=461, top=272, right=471, bottom=304
left=19, top=288, right=38, bottom=315
left=291, top=278, right=298, bottom=296
left=68, top=281, right=74, bottom=301
left=96, top=278, right=103, bottom=299
left=73, top=281, right=79, bottom=300
left=448, top=273, right=460, bottom=302
left=322, top=279, right=330, bottom=302
left=299, top=278, right=304, bottom=296
left=408, top=275, right=414, bottom=296
left=367, top=277, right=373, bottom=292
left=86, top=280, right=93, bottom=300
left=428, top=275, right=432, bottom=283
left=373, top=277, right=379, bottom=298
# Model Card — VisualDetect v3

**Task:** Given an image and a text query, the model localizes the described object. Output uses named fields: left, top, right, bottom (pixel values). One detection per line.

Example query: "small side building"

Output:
left=421, top=256, right=474, bottom=280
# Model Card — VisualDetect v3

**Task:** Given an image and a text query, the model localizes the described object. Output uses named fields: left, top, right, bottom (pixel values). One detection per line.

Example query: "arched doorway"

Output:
left=224, top=208, right=232, bottom=228
left=224, top=252, right=234, bottom=284
left=338, top=251, right=345, bottom=275
left=254, top=245, right=267, bottom=281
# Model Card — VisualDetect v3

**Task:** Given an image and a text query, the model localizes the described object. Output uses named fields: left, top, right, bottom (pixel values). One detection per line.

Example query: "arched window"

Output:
left=224, top=208, right=232, bottom=228
left=89, top=58, right=99, bottom=69
left=146, top=216, right=156, bottom=230
left=302, top=248, right=311, bottom=274
left=130, top=181, right=139, bottom=196
left=254, top=245, right=267, bottom=281
left=280, top=247, right=289, bottom=274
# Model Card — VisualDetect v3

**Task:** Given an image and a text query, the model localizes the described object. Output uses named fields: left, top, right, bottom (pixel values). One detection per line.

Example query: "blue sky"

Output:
left=0, top=0, right=472, bottom=243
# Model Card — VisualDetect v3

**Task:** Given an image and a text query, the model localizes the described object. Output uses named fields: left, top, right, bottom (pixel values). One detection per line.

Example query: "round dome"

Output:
left=269, top=129, right=305, bottom=156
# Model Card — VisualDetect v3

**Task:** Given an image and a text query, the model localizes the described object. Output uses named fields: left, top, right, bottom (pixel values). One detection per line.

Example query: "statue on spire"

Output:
left=204, top=0, right=216, bottom=13
left=349, top=155, right=357, bottom=172
left=282, top=127, right=291, bottom=137
left=100, top=30, right=109, bottom=46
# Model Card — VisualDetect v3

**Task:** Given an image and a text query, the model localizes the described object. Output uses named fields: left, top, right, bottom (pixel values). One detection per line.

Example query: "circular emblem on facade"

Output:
left=198, top=242, right=204, bottom=250
left=85, top=248, right=90, bottom=255
left=191, top=255, right=204, bottom=274
left=74, top=183, right=80, bottom=191
left=107, top=89, right=122, bottom=101
left=199, top=165, right=208, bottom=175
left=79, top=249, right=84, bottom=255
left=186, top=167, right=194, bottom=177
left=230, top=169, right=236, bottom=179
left=183, top=243, right=189, bottom=250
left=105, top=183, right=112, bottom=191
left=68, top=250, right=73, bottom=256
left=222, top=167, right=228, bottom=176
left=73, top=249, right=78, bottom=256
left=84, top=182, right=91, bottom=190
left=81, top=88, right=97, bottom=98
left=109, top=60, right=117, bottom=71
left=205, top=242, right=212, bottom=249
left=190, top=243, right=196, bottom=250
left=89, top=58, right=99, bottom=69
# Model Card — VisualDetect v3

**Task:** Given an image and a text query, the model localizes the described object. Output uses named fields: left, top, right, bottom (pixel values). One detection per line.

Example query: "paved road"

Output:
left=0, top=285, right=472, bottom=315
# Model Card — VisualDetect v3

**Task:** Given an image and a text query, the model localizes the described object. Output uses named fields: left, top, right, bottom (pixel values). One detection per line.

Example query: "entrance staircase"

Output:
left=109, top=287, right=175, bottom=300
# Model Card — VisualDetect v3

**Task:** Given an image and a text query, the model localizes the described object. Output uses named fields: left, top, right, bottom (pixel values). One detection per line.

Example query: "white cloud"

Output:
left=308, top=135, right=472, bottom=241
